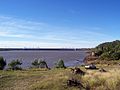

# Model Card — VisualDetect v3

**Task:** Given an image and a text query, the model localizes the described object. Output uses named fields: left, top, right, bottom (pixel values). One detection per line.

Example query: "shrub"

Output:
left=8, top=59, right=22, bottom=70
left=0, top=56, right=6, bottom=70
left=55, top=59, right=66, bottom=68
left=100, top=52, right=111, bottom=60
left=39, top=60, right=48, bottom=68
left=32, top=59, right=40, bottom=68
left=32, top=59, right=48, bottom=68
left=111, top=51, right=120, bottom=60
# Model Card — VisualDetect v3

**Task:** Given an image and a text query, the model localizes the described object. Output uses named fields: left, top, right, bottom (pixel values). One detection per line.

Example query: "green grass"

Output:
left=1, top=65, right=120, bottom=90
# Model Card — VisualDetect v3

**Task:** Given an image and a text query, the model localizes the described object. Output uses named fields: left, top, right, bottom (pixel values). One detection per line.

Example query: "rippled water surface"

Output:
left=0, top=50, right=87, bottom=68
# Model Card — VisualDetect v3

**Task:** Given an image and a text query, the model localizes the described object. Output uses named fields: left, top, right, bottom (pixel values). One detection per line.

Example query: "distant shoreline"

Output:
left=0, top=48, right=91, bottom=51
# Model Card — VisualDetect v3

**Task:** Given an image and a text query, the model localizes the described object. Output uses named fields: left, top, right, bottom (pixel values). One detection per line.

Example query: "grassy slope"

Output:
left=1, top=65, right=120, bottom=90
left=0, top=68, right=78, bottom=90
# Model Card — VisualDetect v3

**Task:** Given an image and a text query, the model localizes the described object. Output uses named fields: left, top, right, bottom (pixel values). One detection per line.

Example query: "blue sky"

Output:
left=0, top=0, right=120, bottom=48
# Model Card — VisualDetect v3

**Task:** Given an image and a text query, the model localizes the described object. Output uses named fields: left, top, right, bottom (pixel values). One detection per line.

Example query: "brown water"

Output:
left=0, top=50, right=87, bottom=68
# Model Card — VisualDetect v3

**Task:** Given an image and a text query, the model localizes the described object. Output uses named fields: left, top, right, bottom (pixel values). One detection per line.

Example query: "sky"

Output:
left=0, top=0, right=120, bottom=48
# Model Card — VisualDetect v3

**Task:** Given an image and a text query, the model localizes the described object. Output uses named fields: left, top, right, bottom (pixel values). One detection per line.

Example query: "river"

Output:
left=0, top=50, right=87, bottom=68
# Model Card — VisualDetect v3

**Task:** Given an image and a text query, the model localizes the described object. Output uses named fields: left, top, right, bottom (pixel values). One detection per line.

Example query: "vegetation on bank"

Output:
left=0, top=56, right=6, bottom=70
left=1, top=65, right=120, bottom=90
left=93, top=40, right=120, bottom=60
left=0, top=56, right=120, bottom=90
left=31, top=59, right=49, bottom=68
left=0, top=57, right=66, bottom=70
left=8, top=59, right=22, bottom=70
left=55, top=59, right=66, bottom=68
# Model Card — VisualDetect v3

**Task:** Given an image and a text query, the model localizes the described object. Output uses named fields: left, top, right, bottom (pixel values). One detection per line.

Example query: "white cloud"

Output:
left=0, top=30, right=32, bottom=38
left=0, top=40, right=97, bottom=48
left=0, top=15, right=115, bottom=48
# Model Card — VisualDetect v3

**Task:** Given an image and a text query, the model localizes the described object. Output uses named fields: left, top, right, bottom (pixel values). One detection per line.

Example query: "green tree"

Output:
left=32, top=59, right=48, bottom=68
left=55, top=59, right=66, bottom=68
left=8, top=59, right=22, bottom=70
left=39, top=60, right=48, bottom=68
left=32, top=59, right=40, bottom=68
left=0, top=56, right=6, bottom=70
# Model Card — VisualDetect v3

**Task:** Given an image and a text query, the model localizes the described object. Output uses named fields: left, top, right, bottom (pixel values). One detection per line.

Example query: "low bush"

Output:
left=8, top=59, right=22, bottom=70
left=0, top=56, right=6, bottom=70
left=55, top=59, right=66, bottom=68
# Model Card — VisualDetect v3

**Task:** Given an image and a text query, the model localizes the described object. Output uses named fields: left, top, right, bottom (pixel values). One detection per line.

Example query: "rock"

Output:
left=74, top=67, right=85, bottom=75
left=99, top=68, right=107, bottom=72
left=70, top=67, right=85, bottom=75
left=85, top=64, right=96, bottom=69
left=67, top=79, right=84, bottom=88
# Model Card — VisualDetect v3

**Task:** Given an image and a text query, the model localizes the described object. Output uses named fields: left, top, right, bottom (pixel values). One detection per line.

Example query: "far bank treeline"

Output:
left=93, top=40, right=120, bottom=60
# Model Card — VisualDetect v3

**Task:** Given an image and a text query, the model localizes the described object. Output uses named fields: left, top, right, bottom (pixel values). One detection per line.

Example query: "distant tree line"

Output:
left=93, top=40, right=120, bottom=60
left=0, top=56, right=66, bottom=70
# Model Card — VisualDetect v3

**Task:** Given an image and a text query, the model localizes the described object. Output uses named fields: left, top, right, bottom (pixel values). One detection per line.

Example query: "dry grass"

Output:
left=0, top=65, right=120, bottom=90
left=81, top=65, right=120, bottom=90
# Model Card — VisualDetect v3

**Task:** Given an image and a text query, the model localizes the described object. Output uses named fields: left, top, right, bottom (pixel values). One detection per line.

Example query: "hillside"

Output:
left=84, top=40, right=120, bottom=64
left=93, top=40, right=120, bottom=60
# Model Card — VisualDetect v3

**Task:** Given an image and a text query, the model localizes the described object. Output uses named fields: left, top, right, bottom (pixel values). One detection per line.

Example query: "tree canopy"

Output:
left=93, top=40, right=120, bottom=60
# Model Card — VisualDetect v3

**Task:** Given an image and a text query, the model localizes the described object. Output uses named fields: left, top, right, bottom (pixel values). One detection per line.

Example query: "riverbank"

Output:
left=84, top=53, right=120, bottom=65
left=1, top=64, right=120, bottom=90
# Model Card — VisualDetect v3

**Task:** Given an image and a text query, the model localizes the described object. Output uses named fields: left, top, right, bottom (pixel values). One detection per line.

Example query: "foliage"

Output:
left=31, top=59, right=40, bottom=68
left=100, top=52, right=111, bottom=60
left=93, top=40, right=120, bottom=60
left=0, top=56, right=6, bottom=70
left=55, top=59, right=66, bottom=68
left=32, top=59, right=48, bottom=68
left=39, top=60, right=48, bottom=68
left=8, top=59, right=22, bottom=70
